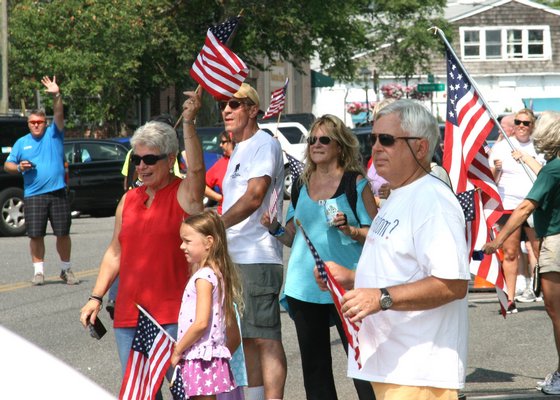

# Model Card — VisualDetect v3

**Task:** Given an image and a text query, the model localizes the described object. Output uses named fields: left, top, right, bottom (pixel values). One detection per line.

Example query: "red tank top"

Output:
left=115, top=178, right=189, bottom=328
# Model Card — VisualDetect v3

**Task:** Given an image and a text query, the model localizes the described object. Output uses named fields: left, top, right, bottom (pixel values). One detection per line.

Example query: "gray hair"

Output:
left=130, top=121, right=178, bottom=155
left=375, top=99, right=438, bottom=160
left=533, top=111, right=560, bottom=160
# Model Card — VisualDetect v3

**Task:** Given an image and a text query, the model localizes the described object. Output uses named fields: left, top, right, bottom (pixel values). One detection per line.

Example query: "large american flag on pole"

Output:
left=119, top=306, right=179, bottom=400
left=263, top=78, right=289, bottom=119
left=295, top=219, right=361, bottom=368
left=190, top=17, right=248, bottom=101
left=440, top=41, right=508, bottom=314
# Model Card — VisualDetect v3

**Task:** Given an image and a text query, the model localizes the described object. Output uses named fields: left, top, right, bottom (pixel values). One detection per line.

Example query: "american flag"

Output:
left=263, top=78, right=289, bottom=119
left=295, top=219, right=361, bottom=368
left=441, top=43, right=508, bottom=314
left=285, top=152, right=305, bottom=185
left=268, top=184, right=280, bottom=221
left=119, top=307, right=175, bottom=400
left=169, top=366, right=186, bottom=400
left=456, top=189, right=476, bottom=222
left=190, top=18, right=248, bottom=101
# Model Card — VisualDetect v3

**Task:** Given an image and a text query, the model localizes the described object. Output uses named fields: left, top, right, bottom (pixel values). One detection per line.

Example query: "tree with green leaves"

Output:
left=364, top=0, right=452, bottom=86
left=8, top=0, right=374, bottom=129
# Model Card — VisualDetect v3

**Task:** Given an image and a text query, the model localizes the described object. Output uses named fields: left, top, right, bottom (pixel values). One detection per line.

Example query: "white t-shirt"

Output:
left=222, top=129, right=284, bottom=264
left=348, top=174, right=470, bottom=389
left=489, top=137, right=543, bottom=210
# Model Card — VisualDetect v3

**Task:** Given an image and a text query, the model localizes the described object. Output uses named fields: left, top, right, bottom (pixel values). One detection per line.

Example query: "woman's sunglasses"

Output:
left=514, top=119, right=532, bottom=127
left=219, top=99, right=252, bottom=111
left=130, top=154, right=167, bottom=166
left=307, top=136, right=333, bottom=145
left=368, top=133, right=422, bottom=147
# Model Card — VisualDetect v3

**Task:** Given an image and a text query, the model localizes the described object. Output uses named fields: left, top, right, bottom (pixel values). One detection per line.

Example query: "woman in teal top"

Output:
left=483, top=111, right=560, bottom=395
left=263, top=114, right=377, bottom=400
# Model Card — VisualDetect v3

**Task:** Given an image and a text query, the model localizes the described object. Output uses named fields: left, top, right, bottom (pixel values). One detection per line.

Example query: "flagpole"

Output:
left=136, top=304, right=177, bottom=343
left=431, top=26, right=535, bottom=183
left=273, top=111, right=282, bottom=137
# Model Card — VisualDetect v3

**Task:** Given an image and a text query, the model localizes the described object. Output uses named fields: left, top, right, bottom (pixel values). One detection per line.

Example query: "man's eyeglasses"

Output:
left=307, top=136, right=333, bottom=146
left=29, top=120, right=45, bottom=126
left=369, top=133, right=423, bottom=147
left=130, top=154, right=167, bottom=166
left=514, top=119, right=532, bottom=127
left=219, top=99, right=253, bottom=111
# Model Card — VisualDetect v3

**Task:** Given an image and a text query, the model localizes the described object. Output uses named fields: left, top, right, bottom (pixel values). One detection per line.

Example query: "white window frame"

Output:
left=460, top=26, right=551, bottom=61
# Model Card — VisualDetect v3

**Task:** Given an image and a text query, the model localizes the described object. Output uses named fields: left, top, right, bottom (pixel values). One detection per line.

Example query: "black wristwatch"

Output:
left=379, top=288, right=393, bottom=311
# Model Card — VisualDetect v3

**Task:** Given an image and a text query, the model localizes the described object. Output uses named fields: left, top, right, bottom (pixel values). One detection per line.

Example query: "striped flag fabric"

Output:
left=295, top=219, right=361, bottom=368
left=190, top=18, right=248, bottom=101
left=441, top=45, right=508, bottom=314
left=268, top=184, right=280, bottom=221
left=263, top=78, right=289, bottom=119
left=119, top=308, right=175, bottom=400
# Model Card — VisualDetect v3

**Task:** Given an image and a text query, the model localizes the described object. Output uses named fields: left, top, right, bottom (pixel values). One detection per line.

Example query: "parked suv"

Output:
left=258, top=121, right=309, bottom=197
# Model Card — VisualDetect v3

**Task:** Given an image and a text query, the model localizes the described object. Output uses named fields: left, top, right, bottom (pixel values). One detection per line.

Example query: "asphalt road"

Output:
left=1, top=214, right=560, bottom=399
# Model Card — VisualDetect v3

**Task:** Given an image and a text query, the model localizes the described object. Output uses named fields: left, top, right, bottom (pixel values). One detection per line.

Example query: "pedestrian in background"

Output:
left=483, top=111, right=560, bottom=395
left=490, top=108, right=545, bottom=311
left=205, top=131, right=235, bottom=214
left=4, top=76, right=78, bottom=286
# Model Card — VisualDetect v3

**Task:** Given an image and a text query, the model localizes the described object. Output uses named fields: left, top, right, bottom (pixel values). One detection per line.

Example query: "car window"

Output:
left=277, top=127, right=304, bottom=144
left=78, top=142, right=128, bottom=162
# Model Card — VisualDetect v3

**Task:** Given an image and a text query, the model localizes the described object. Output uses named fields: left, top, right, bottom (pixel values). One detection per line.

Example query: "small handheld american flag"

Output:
left=295, top=219, right=361, bottom=368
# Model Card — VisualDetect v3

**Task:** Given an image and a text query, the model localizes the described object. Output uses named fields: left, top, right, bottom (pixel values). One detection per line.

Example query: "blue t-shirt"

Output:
left=284, top=178, right=372, bottom=304
left=7, top=123, right=66, bottom=197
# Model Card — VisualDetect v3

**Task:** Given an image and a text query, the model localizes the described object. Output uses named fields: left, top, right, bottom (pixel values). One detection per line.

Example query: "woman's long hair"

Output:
left=182, top=211, right=243, bottom=326
left=300, top=114, right=364, bottom=187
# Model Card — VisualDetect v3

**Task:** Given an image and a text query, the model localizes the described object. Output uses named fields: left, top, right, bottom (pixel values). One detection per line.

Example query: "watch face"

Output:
left=380, top=296, right=392, bottom=310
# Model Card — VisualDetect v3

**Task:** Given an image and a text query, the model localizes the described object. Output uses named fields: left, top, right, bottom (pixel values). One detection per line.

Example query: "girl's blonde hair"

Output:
left=183, top=211, right=243, bottom=326
left=300, top=114, right=364, bottom=187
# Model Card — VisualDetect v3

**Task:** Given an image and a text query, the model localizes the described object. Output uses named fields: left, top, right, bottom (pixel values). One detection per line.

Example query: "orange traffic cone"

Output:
left=473, top=275, right=494, bottom=290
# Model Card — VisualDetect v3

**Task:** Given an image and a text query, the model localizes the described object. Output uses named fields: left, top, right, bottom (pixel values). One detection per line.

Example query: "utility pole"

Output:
left=0, top=0, right=8, bottom=114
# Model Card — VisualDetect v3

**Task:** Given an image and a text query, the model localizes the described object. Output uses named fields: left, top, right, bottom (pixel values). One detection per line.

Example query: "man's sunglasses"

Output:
left=29, top=120, right=45, bottom=125
left=369, top=133, right=423, bottom=147
left=307, top=136, right=333, bottom=145
left=219, top=99, right=252, bottom=111
left=514, top=119, right=532, bottom=127
left=130, top=154, right=167, bottom=166
left=220, top=140, right=231, bottom=144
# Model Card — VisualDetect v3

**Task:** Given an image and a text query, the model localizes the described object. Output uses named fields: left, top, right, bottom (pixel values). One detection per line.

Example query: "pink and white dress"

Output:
left=177, top=267, right=236, bottom=397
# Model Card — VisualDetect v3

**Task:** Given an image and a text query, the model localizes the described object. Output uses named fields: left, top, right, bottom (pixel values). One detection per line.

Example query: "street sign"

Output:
left=417, top=83, right=445, bottom=93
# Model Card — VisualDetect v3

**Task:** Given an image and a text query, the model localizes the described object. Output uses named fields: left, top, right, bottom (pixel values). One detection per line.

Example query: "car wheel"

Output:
left=283, top=166, right=293, bottom=199
left=0, top=187, right=26, bottom=236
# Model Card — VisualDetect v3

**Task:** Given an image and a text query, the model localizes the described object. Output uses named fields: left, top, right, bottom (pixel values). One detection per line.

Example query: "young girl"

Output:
left=171, top=210, right=244, bottom=399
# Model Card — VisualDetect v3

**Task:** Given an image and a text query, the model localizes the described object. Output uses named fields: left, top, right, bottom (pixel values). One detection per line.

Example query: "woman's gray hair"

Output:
left=533, top=111, right=560, bottom=160
left=130, top=121, right=179, bottom=155
left=375, top=99, right=439, bottom=160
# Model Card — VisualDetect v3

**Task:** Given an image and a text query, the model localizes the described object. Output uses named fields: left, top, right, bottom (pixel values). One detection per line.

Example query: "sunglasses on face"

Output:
left=29, top=120, right=45, bottom=126
left=220, top=140, right=231, bottom=144
left=130, top=153, right=167, bottom=166
left=307, top=136, right=333, bottom=145
left=514, top=119, right=531, bottom=127
left=369, top=133, right=423, bottom=147
left=219, top=99, right=252, bottom=111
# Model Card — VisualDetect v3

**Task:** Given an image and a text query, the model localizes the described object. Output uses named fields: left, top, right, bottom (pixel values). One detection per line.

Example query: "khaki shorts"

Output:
left=237, top=263, right=283, bottom=341
left=539, top=233, right=560, bottom=274
left=372, top=382, right=458, bottom=400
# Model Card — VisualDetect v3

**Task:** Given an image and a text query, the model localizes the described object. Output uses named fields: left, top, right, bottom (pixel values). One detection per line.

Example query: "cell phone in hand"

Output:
left=88, top=317, right=107, bottom=340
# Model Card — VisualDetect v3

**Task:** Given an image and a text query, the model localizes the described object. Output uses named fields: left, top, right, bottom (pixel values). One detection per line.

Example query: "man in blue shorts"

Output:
left=4, top=76, right=78, bottom=286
